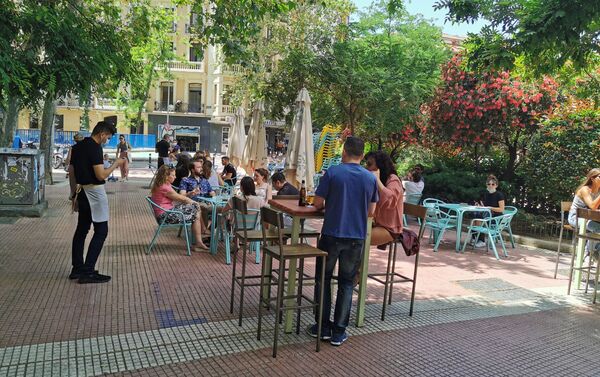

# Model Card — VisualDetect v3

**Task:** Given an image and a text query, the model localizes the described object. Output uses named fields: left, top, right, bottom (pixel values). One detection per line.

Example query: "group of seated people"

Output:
left=569, top=168, right=600, bottom=260
left=149, top=153, right=305, bottom=252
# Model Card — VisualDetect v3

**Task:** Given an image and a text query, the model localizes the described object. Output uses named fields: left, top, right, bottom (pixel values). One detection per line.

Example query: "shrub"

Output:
left=521, top=109, right=600, bottom=214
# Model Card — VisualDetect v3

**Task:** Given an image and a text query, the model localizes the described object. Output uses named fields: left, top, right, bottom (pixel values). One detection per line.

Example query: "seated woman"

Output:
left=223, top=176, right=266, bottom=212
left=470, top=174, right=505, bottom=248
left=568, top=168, right=600, bottom=258
left=254, top=168, right=273, bottom=202
left=202, top=160, right=224, bottom=188
left=150, top=165, right=209, bottom=251
left=365, top=151, right=404, bottom=246
left=172, top=154, right=191, bottom=188
left=402, top=169, right=424, bottom=203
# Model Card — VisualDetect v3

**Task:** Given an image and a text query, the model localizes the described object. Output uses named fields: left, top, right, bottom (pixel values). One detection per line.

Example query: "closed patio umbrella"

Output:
left=285, top=88, right=315, bottom=191
left=228, top=106, right=246, bottom=167
left=241, top=100, right=267, bottom=172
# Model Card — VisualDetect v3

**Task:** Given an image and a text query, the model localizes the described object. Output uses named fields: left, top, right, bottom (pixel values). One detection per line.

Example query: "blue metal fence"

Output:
left=16, top=130, right=156, bottom=149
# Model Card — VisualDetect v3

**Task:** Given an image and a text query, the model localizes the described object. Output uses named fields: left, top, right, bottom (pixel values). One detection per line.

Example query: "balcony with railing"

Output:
left=219, top=64, right=245, bottom=76
left=163, top=60, right=204, bottom=72
left=95, top=98, right=117, bottom=110
left=154, top=101, right=204, bottom=114
left=57, top=97, right=82, bottom=108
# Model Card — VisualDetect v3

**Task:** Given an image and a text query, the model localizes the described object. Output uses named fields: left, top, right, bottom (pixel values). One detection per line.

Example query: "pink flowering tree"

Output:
left=428, top=56, right=558, bottom=179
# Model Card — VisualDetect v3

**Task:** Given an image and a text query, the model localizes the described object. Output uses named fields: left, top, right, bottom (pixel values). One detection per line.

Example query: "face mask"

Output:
left=487, top=186, right=496, bottom=194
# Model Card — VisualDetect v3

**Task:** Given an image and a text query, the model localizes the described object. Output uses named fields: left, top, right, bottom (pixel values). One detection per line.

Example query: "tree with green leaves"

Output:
left=0, top=0, right=132, bottom=184
left=111, top=1, right=179, bottom=132
left=434, top=0, right=600, bottom=75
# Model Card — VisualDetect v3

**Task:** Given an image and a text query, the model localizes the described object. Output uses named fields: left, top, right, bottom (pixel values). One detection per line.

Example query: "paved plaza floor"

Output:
left=0, top=171, right=599, bottom=376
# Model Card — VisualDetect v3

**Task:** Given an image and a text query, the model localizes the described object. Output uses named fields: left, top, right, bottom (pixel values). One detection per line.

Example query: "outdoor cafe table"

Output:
left=268, top=199, right=373, bottom=332
left=434, top=203, right=492, bottom=252
left=197, top=195, right=230, bottom=259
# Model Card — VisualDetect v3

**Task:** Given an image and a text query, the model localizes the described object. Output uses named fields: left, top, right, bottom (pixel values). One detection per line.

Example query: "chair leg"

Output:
left=273, top=257, right=286, bottom=358
left=224, top=228, right=231, bottom=265
left=507, top=225, right=515, bottom=248
left=296, top=259, right=304, bottom=335
left=498, top=233, right=508, bottom=257
left=488, top=234, right=500, bottom=260
left=230, top=242, right=238, bottom=314
left=238, top=239, right=248, bottom=326
left=388, top=242, right=398, bottom=305
left=409, top=251, right=420, bottom=316
left=461, top=229, right=472, bottom=253
left=254, top=241, right=261, bottom=264
left=147, top=226, right=163, bottom=255
left=567, top=237, right=579, bottom=295
left=381, top=242, right=394, bottom=321
left=183, top=223, right=191, bottom=257
left=257, top=253, right=269, bottom=341
left=433, top=228, right=447, bottom=252
left=316, top=255, right=326, bottom=352
left=554, top=227, right=565, bottom=279
left=584, top=255, right=592, bottom=294
left=592, top=261, right=599, bottom=304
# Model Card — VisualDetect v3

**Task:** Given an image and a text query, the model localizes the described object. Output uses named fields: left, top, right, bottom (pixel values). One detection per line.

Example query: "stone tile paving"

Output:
left=0, top=176, right=597, bottom=376
left=111, top=305, right=600, bottom=377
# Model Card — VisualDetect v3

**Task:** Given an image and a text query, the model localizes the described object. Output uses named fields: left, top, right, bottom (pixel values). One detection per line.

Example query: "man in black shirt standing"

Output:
left=69, top=122, right=123, bottom=284
left=220, top=156, right=237, bottom=186
left=155, top=134, right=171, bottom=168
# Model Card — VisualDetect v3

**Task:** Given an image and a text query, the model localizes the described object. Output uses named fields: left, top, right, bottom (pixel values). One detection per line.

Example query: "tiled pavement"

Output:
left=0, top=174, right=598, bottom=376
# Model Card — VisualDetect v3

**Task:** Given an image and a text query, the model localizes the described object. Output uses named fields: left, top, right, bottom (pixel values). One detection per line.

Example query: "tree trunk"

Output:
left=503, top=144, right=518, bottom=181
left=40, top=93, right=57, bottom=185
left=133, top=60, right=158, bottom=131
left=0, top=97, right=20, bottom=147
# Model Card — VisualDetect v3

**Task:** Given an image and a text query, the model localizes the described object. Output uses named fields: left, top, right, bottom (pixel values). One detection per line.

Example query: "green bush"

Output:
left=420, top=167, right=512, bottom=204
left=522, top=109, right=600, bottom=214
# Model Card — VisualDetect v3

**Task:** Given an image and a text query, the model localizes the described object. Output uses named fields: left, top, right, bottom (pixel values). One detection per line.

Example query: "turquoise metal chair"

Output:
left=503, top=206, right=518, bottom=248
left=146, top=197, right=192, bottom=256
left=222, top=208, right=261, bottom=265
left=461, top=213, right=512, bottom=260
left=423, top=204, right=458, bottom=252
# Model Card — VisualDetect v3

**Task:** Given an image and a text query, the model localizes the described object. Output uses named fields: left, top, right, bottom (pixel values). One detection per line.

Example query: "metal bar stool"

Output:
left=257, top=206, right=327, bottom=358
left=367, top=203, right=427, bottom=320
left=567, top=208, right=600, bottom=303
left=554, top=201, right=576, bottom=279
left=230, top=197, right=319, bottom=326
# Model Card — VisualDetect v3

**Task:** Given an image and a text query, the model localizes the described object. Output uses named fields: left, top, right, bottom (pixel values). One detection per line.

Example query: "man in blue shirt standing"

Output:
left=309, top=136, right=378, bottom=346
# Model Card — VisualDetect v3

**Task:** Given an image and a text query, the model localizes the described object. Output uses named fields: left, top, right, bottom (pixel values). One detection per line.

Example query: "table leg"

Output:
left=574, top=218, right=586, bottom=289
left=283, top=216, right=301, bottom=333
left=210, top=204, right=218, bottom=255
left=355, top=218, right=373, bottom=327
left=455, top=211, right=464, bottom=252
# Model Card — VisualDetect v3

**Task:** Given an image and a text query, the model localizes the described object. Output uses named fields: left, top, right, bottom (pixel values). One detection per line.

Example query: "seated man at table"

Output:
left=180, top=160, right=215, bottom=230
left=271, top=172, right=299, bottom=196
left=309, top=136, right=378, bottom=347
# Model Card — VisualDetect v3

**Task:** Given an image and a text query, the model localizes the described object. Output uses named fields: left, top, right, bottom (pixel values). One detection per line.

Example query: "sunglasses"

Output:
left=486, top=182, right=496, bottom=186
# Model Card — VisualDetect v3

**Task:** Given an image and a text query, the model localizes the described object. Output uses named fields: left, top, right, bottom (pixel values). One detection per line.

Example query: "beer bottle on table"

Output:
left=299, top=180, right=306, bottom=206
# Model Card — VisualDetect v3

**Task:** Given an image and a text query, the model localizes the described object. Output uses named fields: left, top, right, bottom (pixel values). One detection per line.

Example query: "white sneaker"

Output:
left=474, top=240, right=486, bottom=248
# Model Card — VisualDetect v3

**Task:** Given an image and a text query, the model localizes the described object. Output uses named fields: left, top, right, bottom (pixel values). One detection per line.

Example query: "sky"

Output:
left=352, top=0, right=486, bottom=37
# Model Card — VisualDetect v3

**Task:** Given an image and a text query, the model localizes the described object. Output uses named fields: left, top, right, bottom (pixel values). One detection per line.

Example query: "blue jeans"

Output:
left=314, top=235, right=364, bottom=335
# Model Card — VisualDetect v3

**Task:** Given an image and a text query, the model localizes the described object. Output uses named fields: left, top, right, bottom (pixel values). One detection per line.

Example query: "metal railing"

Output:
left=16, top=130, right=157, bottom=149
left=220, top=64, right=245, bottom=75
left=154, top=101, right=204, bottom=114
left=165, top=60, right=203, bottom=71
left=220, top=105, right=234, bottom=114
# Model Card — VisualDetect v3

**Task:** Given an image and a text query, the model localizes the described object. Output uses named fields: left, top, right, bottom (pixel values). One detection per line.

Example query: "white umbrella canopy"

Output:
left=228, top=106, right=246, bottom=167
left=285, top=88, right=315, bottom=192
left=241, top=100, right=267, bottom=173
